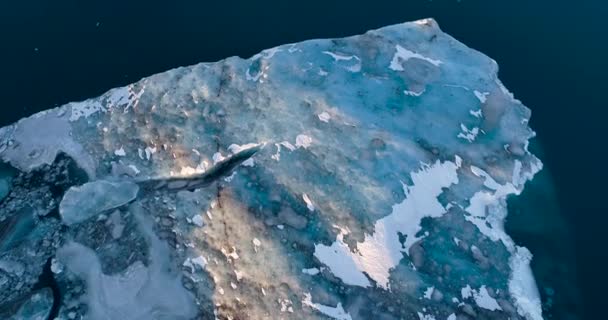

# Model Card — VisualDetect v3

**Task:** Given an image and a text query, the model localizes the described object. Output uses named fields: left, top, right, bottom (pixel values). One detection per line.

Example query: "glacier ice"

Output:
left=0, top=18, right=543, bottom=319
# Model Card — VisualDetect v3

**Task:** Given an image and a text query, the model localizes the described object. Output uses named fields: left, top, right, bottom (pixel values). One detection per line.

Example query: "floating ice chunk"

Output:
left=59, top=180, right=139, bottom=225
left=303, top=293, right=352, bottom=320
left=0, top=18, right=544, bottom=320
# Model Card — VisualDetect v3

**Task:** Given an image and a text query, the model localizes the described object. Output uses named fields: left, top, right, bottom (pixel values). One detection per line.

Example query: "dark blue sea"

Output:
left=0, top=1, right=605, bottom=319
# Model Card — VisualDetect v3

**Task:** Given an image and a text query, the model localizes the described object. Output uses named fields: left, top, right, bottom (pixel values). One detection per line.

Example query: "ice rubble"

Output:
left=0, top=19, right=543, bottom=319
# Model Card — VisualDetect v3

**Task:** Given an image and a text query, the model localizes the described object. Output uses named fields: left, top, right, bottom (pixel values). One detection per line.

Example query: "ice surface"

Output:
left=0, top=18, right=543, bottom=319
left=59, top=180, right=139, bottom=225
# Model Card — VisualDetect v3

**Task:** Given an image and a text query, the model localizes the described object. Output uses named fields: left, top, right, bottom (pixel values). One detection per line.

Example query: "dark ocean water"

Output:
left=0, top=1, right=605, bottom=319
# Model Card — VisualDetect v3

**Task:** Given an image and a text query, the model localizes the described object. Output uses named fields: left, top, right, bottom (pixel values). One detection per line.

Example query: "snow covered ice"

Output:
left=0, top=19, right=543, bottom=319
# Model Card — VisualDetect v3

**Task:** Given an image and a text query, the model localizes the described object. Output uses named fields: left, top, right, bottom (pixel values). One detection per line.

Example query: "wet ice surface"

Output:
left=0, top=19, right=543, bottom=319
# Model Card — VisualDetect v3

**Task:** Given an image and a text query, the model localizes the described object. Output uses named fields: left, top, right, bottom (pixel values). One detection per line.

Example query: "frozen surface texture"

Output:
left=0, top=19, right=543, bottom=319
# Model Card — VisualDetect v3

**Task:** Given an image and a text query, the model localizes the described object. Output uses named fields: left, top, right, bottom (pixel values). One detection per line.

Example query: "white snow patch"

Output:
left=469, top=109, right=483, bottom=118
left=323, top=51, right=356, bottom=61
left=474, top=286, right=502, bottom=311
left=302, top=268, right=320, bottom=276
left=417, top=312, right=436, bottom=320
left=180, top=166, right=203, bottom=176
left=423, top=286, right=434, bottom=299
left=461, top=285, right=473, bottom=299
left=69, top=100, right=105, bottom=122
left=302, top=193, right=315, bottom=211
left=509, top=246, right=543, bottom=320
left=242, top=158, right=255, bottom=167
left=252, top=238, right=261, bottom=247
left=414, top=18, right=434, bottom=26
left=453, top=237, right=461, bottom=246
left=127, top=165, right=140, bottom=175
left=463, top=163, right=542, bottom=319
left=322, top=51, right=361, bottom=72
left=303, top=293, right=352, bottom=320
left=260, top=47, right=282, bottom=59
left=191, top=214, right=204, bottom=227
left=50, top=258, right=63, bottom=274
left=114, top=147, right=126, bottom=157
left=313, top=226, right=371, bottom=287
left=404, top=89, right=425, bottom=97
left=390, top=45, right=442, bottom=71
left=462, top=285, right=502, bottom=311
left=144, top=147, right=156, bottom=161
left=318, top=112, right=331, bottom=122
left=315, top=157, right=461, bottom=289
left=457, top=124, right=480, bottom=143
left=295, top=135, right=313, bottom=149
left=473, top=90, right=489, bottom=103
left=281, top=141, right=296, bottom=151
left=227, top=143, right=260, bottom=154
left=278, top=299, right=294, bottom=313
left=212, top=152, right=225, bottom=164
left=183, top=256, right=207, bottom=272
left=223, top=171, right=236, bottom=182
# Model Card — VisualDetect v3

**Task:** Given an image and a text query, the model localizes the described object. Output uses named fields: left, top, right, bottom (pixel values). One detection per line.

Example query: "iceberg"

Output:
left=0, top=18, right=543, bottom=319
